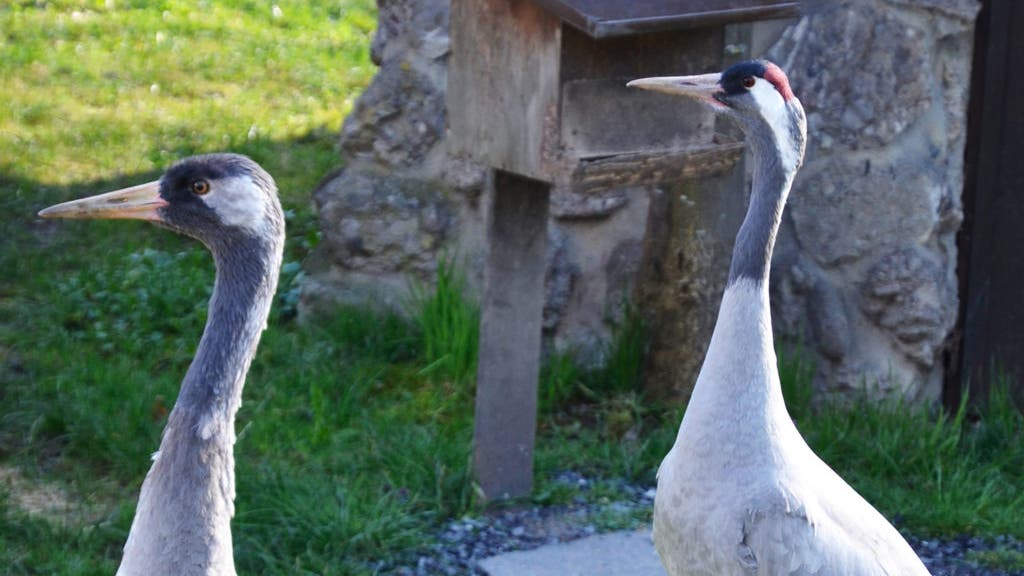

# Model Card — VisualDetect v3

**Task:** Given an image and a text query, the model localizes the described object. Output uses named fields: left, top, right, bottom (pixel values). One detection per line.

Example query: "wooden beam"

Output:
left=571, top=141, right=744, bottom=194
left=448, top=0, right=562, bottom=182
left=473, top=170, right=550, bottom=500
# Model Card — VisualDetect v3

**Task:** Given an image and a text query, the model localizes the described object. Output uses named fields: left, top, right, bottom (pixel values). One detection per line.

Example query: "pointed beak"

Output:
left=627, top=73, right=727, bottom=110
left=38, top=181, right=168, bottom=222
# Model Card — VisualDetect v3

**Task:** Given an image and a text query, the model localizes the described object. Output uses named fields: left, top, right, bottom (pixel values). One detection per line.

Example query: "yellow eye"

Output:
left=191, top=180, right=210, bottom=195
left=742, top=76, right=756, bottom=89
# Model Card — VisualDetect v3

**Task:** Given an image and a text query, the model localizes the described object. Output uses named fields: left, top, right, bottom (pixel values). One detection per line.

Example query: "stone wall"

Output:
left=765, top=0, right=979, bottom=398
left=301, top=0, right=470, bottom=313
left=303, top=0, right=980, bottom=400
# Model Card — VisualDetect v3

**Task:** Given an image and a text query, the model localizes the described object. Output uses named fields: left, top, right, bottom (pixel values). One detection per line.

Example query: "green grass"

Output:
left=408, top=256, right=480, bottom=387
left=779, top=348, right=1024, bottom=538
left=1, top=2, right=1023, bottom=575
left=967, top=547, right=1024, bottom=572
left=538, top=302, right=649, bottom=413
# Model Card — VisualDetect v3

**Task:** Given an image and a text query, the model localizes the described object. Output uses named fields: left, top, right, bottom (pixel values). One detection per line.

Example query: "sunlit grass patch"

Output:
left=1, top=0, right=375, bottom=188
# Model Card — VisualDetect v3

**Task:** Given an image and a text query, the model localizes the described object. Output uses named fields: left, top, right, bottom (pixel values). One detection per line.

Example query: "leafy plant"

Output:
left=51, top=248, right=212, bottom=355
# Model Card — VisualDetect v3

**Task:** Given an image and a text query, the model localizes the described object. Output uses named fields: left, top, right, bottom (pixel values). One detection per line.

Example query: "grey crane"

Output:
left=39, top=153, right=284, bottom=576
left=628, top=61, right=931, bottom=575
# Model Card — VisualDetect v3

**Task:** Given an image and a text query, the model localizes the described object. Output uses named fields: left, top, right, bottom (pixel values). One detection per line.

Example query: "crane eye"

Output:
left=742, top=76, right=756, bottom=89
left=191, top=180, right=210, bottom=195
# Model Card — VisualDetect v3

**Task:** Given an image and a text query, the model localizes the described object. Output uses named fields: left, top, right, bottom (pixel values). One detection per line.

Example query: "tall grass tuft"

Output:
left=787, top=370, right=1024, bottom=538
left=778, top=341, right=816, bottom=422
left=538, top=302, right=649, bottom=414
left=587, top=302, right=648, bottom=396
left=540, top=350, right=583, bottom=413
left=968, top=372, right=1024, bottom=479
left=409, top=257, right=480, bottom=387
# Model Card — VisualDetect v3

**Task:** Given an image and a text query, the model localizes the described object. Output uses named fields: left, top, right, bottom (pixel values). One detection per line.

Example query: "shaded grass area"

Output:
left=780, top=351, right=1024, bottom=540
left=1, top=2, right=1023, bottom=575
left=967, top=547, right=1024, bottom=572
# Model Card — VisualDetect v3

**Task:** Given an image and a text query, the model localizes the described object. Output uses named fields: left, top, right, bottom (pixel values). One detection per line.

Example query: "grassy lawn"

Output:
left=1, top=2, right=1022, bottom=575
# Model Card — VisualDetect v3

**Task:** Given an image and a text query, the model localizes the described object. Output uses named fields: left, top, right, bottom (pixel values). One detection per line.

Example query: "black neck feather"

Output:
left=726, top=124, right=797, bottom=288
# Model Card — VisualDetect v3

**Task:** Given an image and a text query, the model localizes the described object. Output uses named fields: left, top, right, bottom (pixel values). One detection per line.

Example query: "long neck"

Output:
left=118, top=234, right=282, bottom=576
left=677, top=127, right=800, bottom=445
left=726, top=137, right=795, bottom=288
left=178, top=235, right=283, bottom=436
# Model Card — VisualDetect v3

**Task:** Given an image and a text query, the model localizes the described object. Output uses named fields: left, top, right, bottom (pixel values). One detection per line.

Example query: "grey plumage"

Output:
left=726, top=108, right=804, bottom=286
left=629, top=61, right=931, bottom=575
left=40, top=153, right=285, bottom=576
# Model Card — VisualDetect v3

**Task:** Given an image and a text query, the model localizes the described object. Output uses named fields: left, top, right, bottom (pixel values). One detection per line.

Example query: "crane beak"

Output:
left=38, top=181, right=168, bottom=222
left=627, top=73, right=727, bottom=110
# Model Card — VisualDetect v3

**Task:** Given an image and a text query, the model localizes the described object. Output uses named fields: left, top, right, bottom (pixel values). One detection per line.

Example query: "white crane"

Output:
left=628, top=61, right=931, bottom=575
left=40, top=154, right=285, bottom=576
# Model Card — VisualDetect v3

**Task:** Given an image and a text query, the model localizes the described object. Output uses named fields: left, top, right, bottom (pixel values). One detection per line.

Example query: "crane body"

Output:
left=629, top=61, right=931, bottom=575
left=40, top=154, right=284, bottom=576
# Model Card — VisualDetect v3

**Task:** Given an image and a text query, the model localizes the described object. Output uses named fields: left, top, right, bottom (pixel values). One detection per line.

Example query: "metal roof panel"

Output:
left=530, top=0, right=800, bottom=38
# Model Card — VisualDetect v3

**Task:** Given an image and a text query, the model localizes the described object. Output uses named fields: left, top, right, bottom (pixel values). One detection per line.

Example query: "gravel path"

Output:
left=386, top=473, right=1023, bottom=576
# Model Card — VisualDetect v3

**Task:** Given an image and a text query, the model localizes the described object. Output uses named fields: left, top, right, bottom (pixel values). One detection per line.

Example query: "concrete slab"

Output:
left=478, top=529, right=667, bottom=576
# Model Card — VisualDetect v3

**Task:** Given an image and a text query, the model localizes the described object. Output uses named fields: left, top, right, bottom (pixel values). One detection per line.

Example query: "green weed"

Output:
left=793, top=379, right=1024, bottom=537
left=539, top=349, right=582, bottom=413
left=587, top=302, right=648, bottom=396
left=778, top=340, right=815, bottom=422
left=966, top=547, right=1024, bottom=571
left=408, top=257, right=480, bottom=387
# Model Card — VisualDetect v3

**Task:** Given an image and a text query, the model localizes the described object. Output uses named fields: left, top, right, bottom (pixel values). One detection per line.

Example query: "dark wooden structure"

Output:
left=448, top=0, right=799, bottom=500
left=949, top=0, right=1024, bottom=408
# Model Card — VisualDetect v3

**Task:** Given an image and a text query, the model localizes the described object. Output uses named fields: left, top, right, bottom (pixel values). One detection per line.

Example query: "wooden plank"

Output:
left=560, top=78, right=715, bottom=158
left=448, top=0, right=562, bottom=182
left=558, top=25, right=722, bottom=84
left=556, top=26, right=724, bottom=165
left=571, top=141, right=744, bottom=194
left=473, top=170, right=550, bottom=500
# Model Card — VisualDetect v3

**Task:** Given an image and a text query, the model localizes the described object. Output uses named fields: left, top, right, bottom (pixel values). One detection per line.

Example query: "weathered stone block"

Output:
left=789, top=159, right=940, bottom=267
left=314, top=168, right=456, bottom=276
left=371, top=0, right=450, bottom=66
left=637, top=170, right=745, bottom=401
left=605, top=239, right=644, bottom=324
left=339, top=65, right=446, bottom=169
left=765, top=0, right=977, bottom=397
left=543, top=226, right=578, bottom=331
left=884, top=0, right=980, bottom=23
left=551, top=186, right=628, bottom=220
left=770, top=0, right=931, bottom=151
left=859, top=246, right=956, bottom=367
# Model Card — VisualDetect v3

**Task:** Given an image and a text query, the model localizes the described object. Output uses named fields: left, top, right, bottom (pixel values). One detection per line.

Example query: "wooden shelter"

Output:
left=447, top=0, right=800, bottom=500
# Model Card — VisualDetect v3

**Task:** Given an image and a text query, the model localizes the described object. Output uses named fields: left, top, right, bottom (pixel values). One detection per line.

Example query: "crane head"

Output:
left=628, top=60, right=806, bottom=171
left=38, top=154, right=284, bottom=248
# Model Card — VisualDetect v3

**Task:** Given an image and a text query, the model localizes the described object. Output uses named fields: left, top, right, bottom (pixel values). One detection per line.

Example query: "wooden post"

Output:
left=448, top=0, right=796, bottom=499
left=473, top=169, right=550, bottom=501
